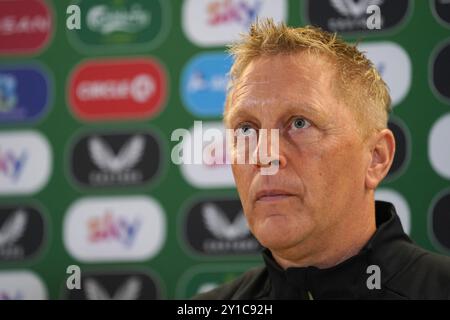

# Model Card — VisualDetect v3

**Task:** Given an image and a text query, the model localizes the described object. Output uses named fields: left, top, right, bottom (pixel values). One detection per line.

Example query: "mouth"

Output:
left=255, top=190, right=294, bottom=202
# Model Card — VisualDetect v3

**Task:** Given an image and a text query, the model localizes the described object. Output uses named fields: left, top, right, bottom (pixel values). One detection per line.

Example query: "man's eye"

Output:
left=290, top=117, right=311, bottom=130
left=236, top=124, right=257, bottom=137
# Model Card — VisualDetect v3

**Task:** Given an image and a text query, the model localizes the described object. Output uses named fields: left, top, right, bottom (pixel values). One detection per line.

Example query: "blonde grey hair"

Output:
left=224, top=18, right=392, bottom=138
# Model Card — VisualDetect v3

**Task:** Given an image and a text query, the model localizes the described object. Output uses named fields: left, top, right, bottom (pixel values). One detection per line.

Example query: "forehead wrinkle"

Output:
left=225, top=54, right=334, bottom=127
left=227, top=96, right=329, bottom=129
left=232, top=69, right=330, bottom=111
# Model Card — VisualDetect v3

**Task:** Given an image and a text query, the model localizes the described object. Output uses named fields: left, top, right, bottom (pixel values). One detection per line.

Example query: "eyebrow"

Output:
left=225, top=101, right=328, bottom=127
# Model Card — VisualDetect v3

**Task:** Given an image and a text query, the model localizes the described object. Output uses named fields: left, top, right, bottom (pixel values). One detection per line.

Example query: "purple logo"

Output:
left=208, top=0, right=262, bottom=28
left=0, top=291, right=24, bottom=300
left=0, top=149, right=27, bottom=182
left=88, top=211, right=141, bottom=248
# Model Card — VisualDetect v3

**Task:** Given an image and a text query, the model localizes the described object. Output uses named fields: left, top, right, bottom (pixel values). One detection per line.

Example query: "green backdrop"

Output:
left=0, top=0, right=449, bottom=299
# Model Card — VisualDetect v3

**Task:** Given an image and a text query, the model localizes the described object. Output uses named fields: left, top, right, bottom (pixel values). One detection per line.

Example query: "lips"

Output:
left=255, top=189, right=294, bottom=202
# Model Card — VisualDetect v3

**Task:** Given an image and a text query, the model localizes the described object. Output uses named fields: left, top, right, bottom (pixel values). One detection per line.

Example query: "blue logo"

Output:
left=0, top=64, right=51, bottom=123
left=181, top=52, right=233, bottom=117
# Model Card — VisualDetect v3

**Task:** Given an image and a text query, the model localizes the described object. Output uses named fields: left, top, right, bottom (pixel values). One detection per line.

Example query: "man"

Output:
left=194, top=19, right=450, bottom=300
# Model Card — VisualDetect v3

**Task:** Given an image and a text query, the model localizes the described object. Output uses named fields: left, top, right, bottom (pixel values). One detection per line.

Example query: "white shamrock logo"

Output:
left=0, top=209, right=27, bottom=247
left=202, top=202, right=249, bottom=240
left=88, top=135, right=145, bottom=173
left=84, top=277, right=142, bottom=300
left=330, top=0, right=383, bottom=17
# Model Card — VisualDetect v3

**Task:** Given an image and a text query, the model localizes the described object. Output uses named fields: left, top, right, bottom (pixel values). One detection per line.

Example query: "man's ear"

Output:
left=365, top=129, right=396, bottom=190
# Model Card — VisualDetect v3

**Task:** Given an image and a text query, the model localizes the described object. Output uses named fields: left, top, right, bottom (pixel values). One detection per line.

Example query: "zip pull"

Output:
left=307, top=291, right=314, bottom=300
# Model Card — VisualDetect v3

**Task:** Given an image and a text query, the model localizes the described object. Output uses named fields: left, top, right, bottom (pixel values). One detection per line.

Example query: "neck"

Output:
left=272, top=199, right=377, bottom=270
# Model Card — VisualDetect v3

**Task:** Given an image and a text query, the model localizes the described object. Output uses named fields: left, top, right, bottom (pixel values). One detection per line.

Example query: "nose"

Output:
left=256, top=156, right=287, bottom=173
left=252, top=129, right=286, bottom=173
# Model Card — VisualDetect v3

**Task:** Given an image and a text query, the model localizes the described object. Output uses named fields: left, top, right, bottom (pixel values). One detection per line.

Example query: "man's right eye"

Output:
left=236, top=124, right=257, bottom=137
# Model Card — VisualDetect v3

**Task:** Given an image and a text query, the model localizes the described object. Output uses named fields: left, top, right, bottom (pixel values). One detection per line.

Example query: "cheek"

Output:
left=335, top=139, right=366, bottom=170
left=297, top=138, right=364, bottom=188
left=317, top=140, right=366, bottom=189
left=231, top=164, right=252, bottom=193
left=231, top=163, right=255, bottom=221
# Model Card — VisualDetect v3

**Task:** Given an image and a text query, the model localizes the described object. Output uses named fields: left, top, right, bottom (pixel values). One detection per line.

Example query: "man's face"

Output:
left=225, top=52, right=371, bottom=253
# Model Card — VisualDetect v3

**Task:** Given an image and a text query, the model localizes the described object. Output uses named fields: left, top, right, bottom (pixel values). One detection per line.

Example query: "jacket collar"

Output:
left=262, top=200, right=411, bottom=299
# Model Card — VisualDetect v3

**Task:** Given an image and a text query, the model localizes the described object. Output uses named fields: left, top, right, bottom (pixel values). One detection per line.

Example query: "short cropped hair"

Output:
left=224, top=19, right=392, bottom=138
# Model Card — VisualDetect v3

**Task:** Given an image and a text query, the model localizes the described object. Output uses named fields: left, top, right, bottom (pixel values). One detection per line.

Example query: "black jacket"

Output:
left=194, top=201, right=450, bottom=299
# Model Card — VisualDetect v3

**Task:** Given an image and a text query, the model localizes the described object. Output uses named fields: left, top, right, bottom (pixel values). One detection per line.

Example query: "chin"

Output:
left=254, top=220, right=310, bottom=251
left=252, top=215, right=313, bottom=250
left=258, top=235, right=302, bottom=252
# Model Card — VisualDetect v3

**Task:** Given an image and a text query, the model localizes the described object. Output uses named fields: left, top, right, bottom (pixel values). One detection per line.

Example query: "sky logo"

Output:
left=0, top=291, right=24, bottom=300
left=181, top=52, right=232, bottom=117
left=0, top=149, right=27, bottom=182
left=207, top=0, right=262, bottom=28
left=88, top=211, right=141, bottom=248
left=0, top=271, right=47, bottom=299
left=179, top=121, right=235, bottom=188
left=0, top=131, right=52, bottom=195
left=0, top=65, right=51, bottom=123
left=64, top=196, right=166, bottom=262
left=183, top=0, right=286, bottom=47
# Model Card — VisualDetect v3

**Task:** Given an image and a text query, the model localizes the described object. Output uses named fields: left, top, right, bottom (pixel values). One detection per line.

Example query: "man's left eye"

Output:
left=290, top=117, right=311, bottom=130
